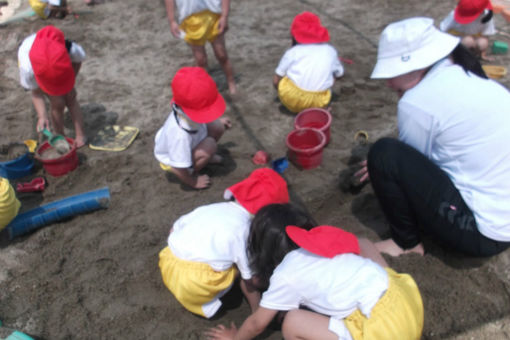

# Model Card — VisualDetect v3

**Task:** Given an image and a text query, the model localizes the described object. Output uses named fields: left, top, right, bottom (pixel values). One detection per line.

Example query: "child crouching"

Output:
left=154, top=67, right=231, bottom=189
left=207, top=203, right=424, bottom=340
left=273, top=12, right=344, bottom=113
left=158, top=168, right=289, bottom=318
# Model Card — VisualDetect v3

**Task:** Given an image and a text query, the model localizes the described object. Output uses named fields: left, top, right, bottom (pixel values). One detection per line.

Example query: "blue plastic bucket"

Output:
left=0, top=152, right=34, bottom=179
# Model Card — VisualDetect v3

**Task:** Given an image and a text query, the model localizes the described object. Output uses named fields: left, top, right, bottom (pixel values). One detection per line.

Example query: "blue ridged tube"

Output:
left=6, top=187, right=110, bottom=240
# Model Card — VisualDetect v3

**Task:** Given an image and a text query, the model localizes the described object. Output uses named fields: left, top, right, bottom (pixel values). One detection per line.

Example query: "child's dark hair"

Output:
left=247, top=203, right=317, bottom=290
left=451, top=44, right=488, bottom=79
left=481, top=9, right=493, bottom=24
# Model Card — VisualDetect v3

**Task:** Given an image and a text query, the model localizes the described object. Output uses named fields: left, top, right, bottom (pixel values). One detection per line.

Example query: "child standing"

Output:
left=29, top=0, right=69, bottom=19
left=206, top=204, right=424, bottom=340
left=440, top=0, right=495, bottom=59
left=18, top=25, right=87, bottom=148
left=273, top=12, right=344, bottom=114
left=158, top=168, right=290, bottom=318
left=154, top=67, right=231, bottom=189
left=164, top=0, right=237, bottom=94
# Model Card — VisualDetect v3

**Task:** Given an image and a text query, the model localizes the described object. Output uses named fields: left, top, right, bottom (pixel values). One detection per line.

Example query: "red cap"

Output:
left=224, top=168, right=289, bottom=214
left=286, top=225, right=360, bottom=258
left=454, top=0, right=492, bottom=24
left=29, top=26, right=75, bottom=96
left=290, top=12, right=330, bottom=44
left=171, top=67, right=226, bottom=123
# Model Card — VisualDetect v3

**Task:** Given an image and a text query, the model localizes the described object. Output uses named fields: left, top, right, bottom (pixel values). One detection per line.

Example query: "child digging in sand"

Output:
left=158, top=168, right=290, bottom=318
left=154, top=67, right=231, bottom=189
left=206, top=203, right=424, bottom=340
left=165, top=0, right=237, bottom=94
left=18, top=25, right=87, bottom=148
left=273, top=12, right=344, bottom=113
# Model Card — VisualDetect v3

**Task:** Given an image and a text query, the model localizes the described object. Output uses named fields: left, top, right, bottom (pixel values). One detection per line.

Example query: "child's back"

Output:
left=168, top=201, right=251, bottom=276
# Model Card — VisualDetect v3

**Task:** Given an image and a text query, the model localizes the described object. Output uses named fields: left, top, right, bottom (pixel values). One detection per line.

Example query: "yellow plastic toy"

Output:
left=0, top=177, right=21, bottom=231
left=482, top=65, right=508, bottom=79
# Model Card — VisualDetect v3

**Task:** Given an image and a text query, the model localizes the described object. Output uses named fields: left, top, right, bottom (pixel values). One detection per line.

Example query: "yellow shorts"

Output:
left=29, top=0, right=49, bottom=18
left=158, top=246, right=237, bottom=318
left=0, top=178, right=21, bottom=231
left=448, top=29, right=482, bottom=38
left=180, top=10, right=221, bottom=46
left=277, top=76, right=331, bottom=113
left=159, top=162, right=172, bottom=172
left=343, top=268, right=424, bottom=340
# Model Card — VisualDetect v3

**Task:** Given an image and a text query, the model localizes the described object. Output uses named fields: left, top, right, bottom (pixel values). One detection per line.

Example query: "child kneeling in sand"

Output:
left=154, top=67, right=231, bottom=189
left=439, top=0, right=495, bottom=60
left=18, top=25, right=87, bottom=148
left=273, top=12, right=344, bottom=113
left=207, top=203, right=424, bottom=340
left=158, top=168, right=289, bottom=318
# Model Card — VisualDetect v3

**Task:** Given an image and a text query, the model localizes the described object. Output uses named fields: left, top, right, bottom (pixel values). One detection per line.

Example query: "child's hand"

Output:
left=37, top=117, right=50, bottom=132
left=220, top=117, right=232, bottom=129
left=170, top=21, right=182, bottom=38
left=204, top=322, right=237, bottom=340
left=195, top=174, right=211, bottom=189
left=217, top=15, right=229, bottom=34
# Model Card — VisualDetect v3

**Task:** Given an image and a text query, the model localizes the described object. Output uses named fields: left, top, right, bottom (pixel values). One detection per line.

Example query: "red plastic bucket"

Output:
left=294, top=108, right=332, bottom=144
left=35, top=137, right=78, bottom=177
left=286, top=128, right=326, bottom=169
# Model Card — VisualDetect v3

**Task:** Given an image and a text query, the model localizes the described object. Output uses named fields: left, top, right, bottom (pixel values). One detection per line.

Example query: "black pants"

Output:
left=367, top=138, right=510, bottom=257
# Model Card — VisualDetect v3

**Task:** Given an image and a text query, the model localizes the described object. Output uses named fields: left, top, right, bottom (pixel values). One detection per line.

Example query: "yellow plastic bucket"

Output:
left=0, top=177, right=21, bottom=231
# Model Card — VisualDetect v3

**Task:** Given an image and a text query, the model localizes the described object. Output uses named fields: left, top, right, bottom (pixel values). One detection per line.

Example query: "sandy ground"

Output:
left=1, top=0, right=510, bottom=339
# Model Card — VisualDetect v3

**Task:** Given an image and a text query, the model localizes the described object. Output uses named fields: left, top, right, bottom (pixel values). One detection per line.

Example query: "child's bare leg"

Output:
left=64, top=88, right=87, bottom=148
left=375, top=238, right=424, bottom=257
left=358, top=238, right=388, bottom=267
left=206, top=119, right=227, bottom=141
left=48, top=95, right=66, bottom=135
left=192, top=136, right=217, bottom=171
left=211, top=34, right=236, bottom=95
left=476, top=36, right=492, bottom=61
left=190, top=44, right=208, bottom=68
left=282, top=309, right=338, bottom=340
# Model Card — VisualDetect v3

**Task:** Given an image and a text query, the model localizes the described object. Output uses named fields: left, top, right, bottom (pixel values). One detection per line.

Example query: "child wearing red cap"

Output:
left=18, top=25, right=87, bottom=148
left=164, top=0, right=237, bottom=94
left=440, top=0, right=495, bottom=59
left=158, top=168, right=290, bottom=318
left=273, top=12, right=344, bottom=114
left=154, top=67, right=232, bottom=189
left=206, top=203, right=423, bottom=340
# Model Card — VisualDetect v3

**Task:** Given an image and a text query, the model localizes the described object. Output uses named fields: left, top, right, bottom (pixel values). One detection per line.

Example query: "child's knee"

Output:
left=195, top=137, right=218, bottom=157
left=461, top=35, right=476, bottom=49
left=207, top=120, right=225, bottom=141
left=476, top=37, right=489, bottom=52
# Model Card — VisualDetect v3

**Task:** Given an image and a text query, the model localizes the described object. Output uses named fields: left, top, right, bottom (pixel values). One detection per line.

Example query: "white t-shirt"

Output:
left=398, top=58, right=510, bottom=241
left=439, top=10, right=496, bottom=36
left=260, top=248, right=388, bottom=339
left=167, top=201, right=253, bottom=279
left=275, top=44, right=344, bottom=92
left=175, top=0, right=222, bottom=23
left=154, top=109, right=208, bottom=168
left=18, top=33, right=86, bottom=91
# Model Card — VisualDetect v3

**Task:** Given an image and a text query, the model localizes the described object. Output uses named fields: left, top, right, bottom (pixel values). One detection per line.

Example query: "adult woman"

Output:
left=357, top=17, right=510, bottom=257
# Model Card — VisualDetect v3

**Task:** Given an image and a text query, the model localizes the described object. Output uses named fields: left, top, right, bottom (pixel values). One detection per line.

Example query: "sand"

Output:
left=1, top=0, right=510, bottom=339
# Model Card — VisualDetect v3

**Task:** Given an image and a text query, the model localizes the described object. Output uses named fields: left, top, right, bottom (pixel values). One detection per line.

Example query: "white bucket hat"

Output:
left=371, top=17, right=460, bottom=79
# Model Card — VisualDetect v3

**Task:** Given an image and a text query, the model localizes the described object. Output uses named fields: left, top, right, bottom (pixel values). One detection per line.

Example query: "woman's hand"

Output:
left=204, top=322, right=237, bottom=340
left=354, top=160, right=370, bottom=183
